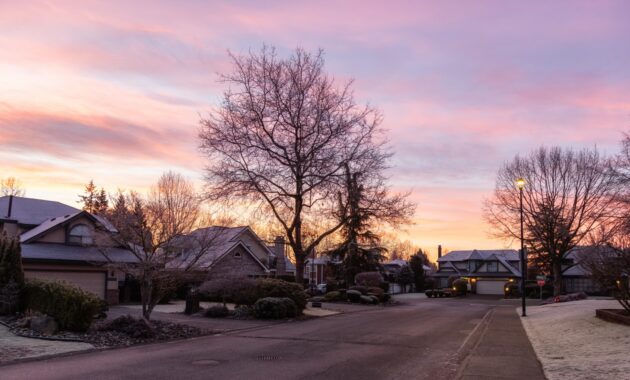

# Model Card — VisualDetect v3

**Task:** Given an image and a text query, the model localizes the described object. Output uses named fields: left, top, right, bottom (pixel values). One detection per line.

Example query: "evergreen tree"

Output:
left=78, top=180, right=98, bottom=213
left=96, top=188, right=109, bottom=214
left=409, top=252, right=426, bottom=292
left=0, top=232, right=24, bottom=315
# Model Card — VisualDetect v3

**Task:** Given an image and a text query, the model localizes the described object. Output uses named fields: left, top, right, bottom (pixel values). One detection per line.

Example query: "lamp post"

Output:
left=516, top=177, right=527, bottom=317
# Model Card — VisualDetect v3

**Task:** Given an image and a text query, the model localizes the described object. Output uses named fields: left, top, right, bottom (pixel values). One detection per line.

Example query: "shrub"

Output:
left=253, top=278, right=307, bottom=313
left=323, top=291, right=341, bottom=302
left=360, top=295, right=378, bottom=304
left=354, top=272, right=383, bottom=288
left=346, top=290, right=362, bottom=303
left=22, top=279, right=102, bottom=332
left=379, top=282, right=390, bottom=293
left=452, top=279, right=468, bottom=295
left=198, top=276, right=257, bottom=306
left=424, top=277, right=435, bottom=290
left=348, top=285, right=368, bottom=295
left=100, top=315, right=155, bottom=339
left=233, top=305, right=253, bottom=319
left=204, top=305, right=229, bottom=318
left=275, top=275, right=297, bottom=283
left=253, top=297, right=297, bottom=319
left=381, top=293, right=391, bottom=303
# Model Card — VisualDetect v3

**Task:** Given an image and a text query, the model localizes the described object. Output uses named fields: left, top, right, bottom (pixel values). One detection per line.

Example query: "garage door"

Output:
left=25, top=271, right=106, bottom=299
left=476, top=280, right=505, bottom=295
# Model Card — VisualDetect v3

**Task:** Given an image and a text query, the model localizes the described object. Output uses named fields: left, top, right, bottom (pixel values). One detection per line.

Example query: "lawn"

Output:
left=520, top=299, right=630, bottom=380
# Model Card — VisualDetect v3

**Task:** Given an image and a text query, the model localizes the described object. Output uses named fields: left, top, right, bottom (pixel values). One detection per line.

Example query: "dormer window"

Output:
left=68, top=224, right=93, bottom=245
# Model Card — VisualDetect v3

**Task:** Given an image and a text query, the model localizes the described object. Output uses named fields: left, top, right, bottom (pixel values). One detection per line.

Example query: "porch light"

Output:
left=509, top=279, right=514, bottom=283
left=471, top=278, right=477, bottom=283
left=505, top=287, right=510, bottom=292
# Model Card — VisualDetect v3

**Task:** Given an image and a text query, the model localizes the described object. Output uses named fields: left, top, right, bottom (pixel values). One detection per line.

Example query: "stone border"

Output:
left=0, top=319, right=87, bottom=343
left=595, top=309, right=630, bottom=326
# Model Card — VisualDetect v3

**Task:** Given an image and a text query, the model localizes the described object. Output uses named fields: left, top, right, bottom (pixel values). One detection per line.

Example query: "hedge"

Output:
left=22, top=279, right=102, bottom=332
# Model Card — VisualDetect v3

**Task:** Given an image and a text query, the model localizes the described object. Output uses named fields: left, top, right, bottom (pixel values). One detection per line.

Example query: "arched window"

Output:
left=68, top=224, right=93, bottom=245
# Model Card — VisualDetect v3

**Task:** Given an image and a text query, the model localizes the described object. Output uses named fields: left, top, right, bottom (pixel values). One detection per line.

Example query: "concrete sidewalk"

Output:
left=457, top=307, right=546, bottom=380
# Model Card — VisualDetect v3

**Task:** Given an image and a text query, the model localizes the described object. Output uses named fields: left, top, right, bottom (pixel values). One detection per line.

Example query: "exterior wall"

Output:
left=208, top=246, right=267, bottom=278
left=237, top=229, right=271, bottom=264
left=32, top=215, right=117, bottom=247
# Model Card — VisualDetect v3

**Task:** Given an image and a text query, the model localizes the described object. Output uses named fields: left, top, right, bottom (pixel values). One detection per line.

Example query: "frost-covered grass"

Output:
left=520, top=299, right=630, bottom=380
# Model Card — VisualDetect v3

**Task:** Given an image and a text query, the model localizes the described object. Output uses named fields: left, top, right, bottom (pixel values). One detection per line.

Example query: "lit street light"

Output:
left=516, top=177, right=526, bottom=317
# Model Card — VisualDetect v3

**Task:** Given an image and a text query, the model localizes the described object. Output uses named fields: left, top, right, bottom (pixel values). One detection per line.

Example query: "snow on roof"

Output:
left=0, top=196, right=80, bottom=225
left=438, top=249, right=519, bottom=262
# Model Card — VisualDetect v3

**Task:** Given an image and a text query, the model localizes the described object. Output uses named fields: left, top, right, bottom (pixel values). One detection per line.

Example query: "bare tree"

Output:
left=200, top=46, right=385, bottom=283
left=1, top=177, right=25, bottom=197
left=99, top=172, right=223, bottom=320
left=484, top=146, right=619, bottom=296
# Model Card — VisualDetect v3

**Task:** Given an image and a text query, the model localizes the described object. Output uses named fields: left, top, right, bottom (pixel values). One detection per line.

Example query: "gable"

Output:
left=209, top=243, right=268, bottom=275
left=21, top=213, right=115, bottom=247
left=233, top=228, right=273, bottom=263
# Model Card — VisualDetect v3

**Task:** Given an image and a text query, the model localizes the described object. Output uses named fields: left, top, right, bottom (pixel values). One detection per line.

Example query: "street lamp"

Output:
left=516, top=177, right=526, bottom=317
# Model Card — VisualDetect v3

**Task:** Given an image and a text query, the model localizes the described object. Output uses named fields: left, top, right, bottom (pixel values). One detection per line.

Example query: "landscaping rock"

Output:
left=30, top=315, right=58, bottom=335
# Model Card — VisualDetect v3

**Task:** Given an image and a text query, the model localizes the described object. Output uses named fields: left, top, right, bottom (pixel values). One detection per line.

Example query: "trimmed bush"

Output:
left=452, top=279, right=468, bottom=296
left=198, top=276, right=257, bottom=306
left=0, top=232, right=24, bottom=315
left=348, top=285, right=368, bottom=295
left=323, top=291, right=341, bottom=302
left=355, top=272, right=383, bottom=288
left=22, top=279, right=102, bottom=332
left=253, top=297, right=297, bottom=319
left=204, top=305, right=229, bottom=318
left=253, top=278, right=307, bottom=313
left=346, top=289, right=362, bottom=303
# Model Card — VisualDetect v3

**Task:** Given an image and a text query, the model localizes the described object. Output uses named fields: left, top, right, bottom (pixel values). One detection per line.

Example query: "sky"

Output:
left=1, top=1, right=629, bottom=260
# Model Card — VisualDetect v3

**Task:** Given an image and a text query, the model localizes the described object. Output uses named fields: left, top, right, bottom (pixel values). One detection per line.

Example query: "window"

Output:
left=486, top=261, right=498, bottom=272
left=68, top=224, right=93, bottom=245
left=234, top=251, right=242, bottom=258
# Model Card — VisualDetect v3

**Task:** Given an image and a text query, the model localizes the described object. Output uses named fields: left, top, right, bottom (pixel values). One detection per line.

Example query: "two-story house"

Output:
left=433, top=249, right=521, bottom=295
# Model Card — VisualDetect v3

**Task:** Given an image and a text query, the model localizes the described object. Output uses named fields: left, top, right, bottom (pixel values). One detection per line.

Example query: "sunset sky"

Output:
left=1, top=1, right=629, bottom=260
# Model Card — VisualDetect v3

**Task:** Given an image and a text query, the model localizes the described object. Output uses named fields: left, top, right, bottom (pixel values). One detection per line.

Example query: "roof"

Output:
left=174, top=226, right=269, bottom=271
left=20, top=211, right=118, bottom=243
left=21, top=243, right=138, bottom=264
left=563, top=246, right=619, bottom=276
left=0, top=196, right=80, bottom=225
left=438, top=249, right=519, bottom=262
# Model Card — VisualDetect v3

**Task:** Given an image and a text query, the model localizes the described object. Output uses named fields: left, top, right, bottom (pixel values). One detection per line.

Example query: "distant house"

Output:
left=562, top=246, right=609, bottom=294
left=433, top=249, right=522, bottom=295
left=0, top=195, right=136, bottom=304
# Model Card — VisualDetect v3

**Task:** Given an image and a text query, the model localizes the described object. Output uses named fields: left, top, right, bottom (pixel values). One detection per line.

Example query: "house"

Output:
left=433, top=249, right=521, bottom=295
left=0, top=195, right=136, bottom=304
left=176, top=226, right=295, bottom=279
left=562, top=246, right=609, bottom=294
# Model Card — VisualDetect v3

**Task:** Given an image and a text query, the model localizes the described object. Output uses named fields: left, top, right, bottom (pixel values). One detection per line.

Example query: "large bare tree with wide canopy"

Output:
left=200, top=46, right=389, bottom=283
left=484, top=146, right=619, bottom=296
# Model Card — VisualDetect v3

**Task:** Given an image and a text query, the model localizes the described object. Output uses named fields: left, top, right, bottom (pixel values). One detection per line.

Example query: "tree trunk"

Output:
left=295, top=254, right=306, bottom=285
left=552, top=260, right=563, bottom=296
left=140, top=281, right=153, bottom=320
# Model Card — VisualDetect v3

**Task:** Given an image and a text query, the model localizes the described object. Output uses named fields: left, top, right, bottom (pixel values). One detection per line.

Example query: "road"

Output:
left=0, top=297, right=516, bottom=380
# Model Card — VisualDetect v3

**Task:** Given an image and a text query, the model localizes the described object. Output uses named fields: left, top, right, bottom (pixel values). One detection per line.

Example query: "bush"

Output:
left=424, top=277, right=435, bottom=290
left=233, top=305, right=253, bottom=318
left=323, top=291, right=342, bottom=302
left=346, top=290, right=362, bottom=303
left=198, top=276, right=257, bottom=306
left=22, top=279, right=102, bottom=332
left=367, top=287, right=384, bottom=297
left=253, top=278, right=307, bottom=313
left=381, top=293, right=391, bottom=303
left=360, top=295, right=378, bottom=304
left=354, top=272, right=384, bottom=287
left=0, top=233, right=24, bottom=315
left=275, top=275, right=297, bottom=283
left=348, top=285, right=368, bottom=295
left=204, top=305, right=229, bottom=318
left=379, top=282, right=390, bottom=293
left=100, top=315, right=155, bottom=339
left=452, top=279, right=468, bottom=296
left=253, top=297, right=297, bottom=319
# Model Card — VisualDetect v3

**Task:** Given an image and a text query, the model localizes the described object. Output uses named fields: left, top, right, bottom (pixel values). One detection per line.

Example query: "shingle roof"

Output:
left=0, top=196, right=80, bottom=225
left=21, top=243, right=138, bottom=263
left=438, top=249, right=519, bottom=262
left=20, top=211, right=117, bottom=243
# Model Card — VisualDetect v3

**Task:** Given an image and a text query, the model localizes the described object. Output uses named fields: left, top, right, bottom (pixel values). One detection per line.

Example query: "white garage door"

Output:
left=476, top=280, right=506, bottom=295
left=25, top=271, right=106, bottom=299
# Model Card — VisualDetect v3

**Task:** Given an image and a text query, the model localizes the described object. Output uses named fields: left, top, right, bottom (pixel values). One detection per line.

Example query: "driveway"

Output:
left=0, top=296, right=542, bottom=380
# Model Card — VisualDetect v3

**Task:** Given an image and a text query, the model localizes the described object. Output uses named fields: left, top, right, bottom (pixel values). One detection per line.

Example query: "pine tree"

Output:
left=409, top=252, right=426, bottom=292
left=78, top=180, right=98, bottom=213
left=95, top=188, right=109, bottom=214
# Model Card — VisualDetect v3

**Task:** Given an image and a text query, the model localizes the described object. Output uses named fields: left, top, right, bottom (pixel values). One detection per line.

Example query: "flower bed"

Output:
left=595, top=309, right=630, bottom=326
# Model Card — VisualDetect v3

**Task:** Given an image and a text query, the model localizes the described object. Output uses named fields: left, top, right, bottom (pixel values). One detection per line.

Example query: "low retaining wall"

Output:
left=596, top=309, right=630, bottom=326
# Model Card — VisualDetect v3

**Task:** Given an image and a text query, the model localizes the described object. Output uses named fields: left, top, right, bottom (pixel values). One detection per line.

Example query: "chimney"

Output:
left=274, top=236, right=286, bottom=276
left=438, top=245, right=442, bottom=259
left=7, top=195, right=13, bottom=218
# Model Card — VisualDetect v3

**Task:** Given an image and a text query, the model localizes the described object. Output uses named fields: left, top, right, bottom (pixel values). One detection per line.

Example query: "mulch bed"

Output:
left=596, top=309, right=630, bottom=327
left=1, top=316, right=214, bottom=348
